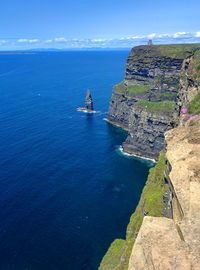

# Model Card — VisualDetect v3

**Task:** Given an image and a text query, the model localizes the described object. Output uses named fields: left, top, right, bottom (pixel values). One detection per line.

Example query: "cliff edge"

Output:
left=129, top=117, right=200, bottom=270
left=108, top=44, right=200, bottom=159
left=100, top=44, right=200, bottom=270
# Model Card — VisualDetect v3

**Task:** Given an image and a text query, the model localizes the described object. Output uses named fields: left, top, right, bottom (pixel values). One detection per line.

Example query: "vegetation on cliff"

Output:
left=188, top=92, right=200, bottom=114
left=126, top=85, right=150, bottom=94
left=194, top=49, right=200, bottom=82
left=114, top=81, right=125, bottom=93
left=106, top=43, right=200, bottom=270
left=99, top=151, right=167, bottom=270
left=130, top=44, right=200, bottom=60
left=136, top=100, right=176, bottom=113
left=114, top=81, right=150, bottom=95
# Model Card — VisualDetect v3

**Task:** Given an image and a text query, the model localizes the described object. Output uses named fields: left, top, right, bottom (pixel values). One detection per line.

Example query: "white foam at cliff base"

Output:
left=77, top=108, right=98, bottom=114
left=118, top=146, right=156, bottom=163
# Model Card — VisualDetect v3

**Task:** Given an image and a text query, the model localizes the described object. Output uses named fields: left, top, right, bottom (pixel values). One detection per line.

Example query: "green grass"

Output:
left=160, top=92, right=176, bottom=100
left=130, top=44, right=200, bottom=60
left=99, top=239, right=126, bottom=270
left=114, top=81, right=125, bottom=93
left=126, top=84, right=150, bottom=94
left=114, top=82, right=150, bottom=95
left=194, top=49, right=200, bottom=82
left=158, top=44, right=200, bottom=59
left=99, top=151, right=166, bottom=270
left=188, top=92, right=200, bottom=114
left=136, top=100, right=176, bottom=113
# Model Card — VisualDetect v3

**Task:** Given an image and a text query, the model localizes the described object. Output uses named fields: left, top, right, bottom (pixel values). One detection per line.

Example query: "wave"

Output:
left=117, top=146, right=156, bottom=164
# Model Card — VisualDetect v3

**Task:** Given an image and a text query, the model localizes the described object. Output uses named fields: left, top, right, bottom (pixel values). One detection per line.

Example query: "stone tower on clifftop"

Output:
left=85, top=89, right=93, bottom=111
left=147, top=39, right=153, bottom=46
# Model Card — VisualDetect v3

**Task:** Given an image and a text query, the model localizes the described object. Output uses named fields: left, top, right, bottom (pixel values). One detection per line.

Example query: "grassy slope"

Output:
left=136, top=100, right=176, bottom=113
left=114, top=81, right=125, bottom=93
left=99, top=151, right=166, bottom=270
left=188, top=49, right=200, bottom=114
left=114, top=82, right=149, bottom=95
left=194, top=49, right=200, bottom=82
left=130, top=44, right=200, bottom=59
left=126, top=85, right=149, bottom=94
left=189, top=93, right=200, bottom=114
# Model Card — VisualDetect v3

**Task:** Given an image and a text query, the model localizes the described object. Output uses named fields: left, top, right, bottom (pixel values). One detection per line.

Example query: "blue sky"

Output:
left=0, top=0, right=200, bottom=49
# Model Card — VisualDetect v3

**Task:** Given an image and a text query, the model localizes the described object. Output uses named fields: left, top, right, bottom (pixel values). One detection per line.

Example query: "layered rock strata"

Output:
left=108, top=44, right=200, bottom=159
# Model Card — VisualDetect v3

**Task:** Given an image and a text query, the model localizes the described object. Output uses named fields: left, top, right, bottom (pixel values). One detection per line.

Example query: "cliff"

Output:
left=108, top=44, right=200, bottom=159
left=99, top=44, right=200, bottom=270
left=99, top=151, right=168, bottom=270
left=129, top=117, right=200, bottom=270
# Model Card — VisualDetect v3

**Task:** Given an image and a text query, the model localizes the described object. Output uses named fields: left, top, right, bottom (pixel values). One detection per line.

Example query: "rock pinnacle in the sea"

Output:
left=85, top=89, right=94, bottom=111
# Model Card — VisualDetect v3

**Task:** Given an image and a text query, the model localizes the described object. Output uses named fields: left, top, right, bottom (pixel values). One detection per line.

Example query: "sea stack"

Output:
left=85, top=89, right=94, bottom=111
left=77, top=89, right=95, bottom=113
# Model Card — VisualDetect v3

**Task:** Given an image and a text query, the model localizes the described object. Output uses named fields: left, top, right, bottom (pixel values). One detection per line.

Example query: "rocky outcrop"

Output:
left=108, top=44, right=200, bottom=159
left=86, top=89, right=94, bottom=111
left=178, top=50, right=200, bottom=108
left=128, top=117, right=200, bottom=270
left=128, top=217, right=199, bottom=270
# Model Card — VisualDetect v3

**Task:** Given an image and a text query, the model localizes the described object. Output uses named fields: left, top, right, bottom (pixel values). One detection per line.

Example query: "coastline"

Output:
left=104, top=117, right=130, bottom=132
left=104, top=117, right=156, bottom=163
left=118, top=146, right=156, bottom=163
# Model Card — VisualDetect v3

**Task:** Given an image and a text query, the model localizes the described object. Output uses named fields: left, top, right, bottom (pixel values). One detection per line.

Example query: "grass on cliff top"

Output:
left=99, top=151, right=166, bottom=270
left=114, top=81, right=125, bottom=93
left=114, top=82, right=150, bottom=95
left=126, top=84, right=150, bottom=94
left=137, top=100, right=176, bottom=113
left=131, top=44, right=200, bottom=59
left=188, top=92, right=200, bottom=115
left=99, top=239, right=126, bottom=270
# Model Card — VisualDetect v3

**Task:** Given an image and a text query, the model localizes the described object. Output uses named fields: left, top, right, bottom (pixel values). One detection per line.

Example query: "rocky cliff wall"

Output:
left=100, top=44, right=200, bottom=270
left=108, top=44, right=200, bottom=159
left=128, top=117, right=200, bottom=270
left=127, top=52, right=200, bottom=269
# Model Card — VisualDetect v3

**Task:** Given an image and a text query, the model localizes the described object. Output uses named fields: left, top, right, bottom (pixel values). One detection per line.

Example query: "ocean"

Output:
left=0, top=51, right=153, bottom=270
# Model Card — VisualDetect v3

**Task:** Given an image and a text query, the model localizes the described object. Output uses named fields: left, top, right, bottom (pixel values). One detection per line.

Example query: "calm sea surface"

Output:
left=0, top=51, right=153, bottom=270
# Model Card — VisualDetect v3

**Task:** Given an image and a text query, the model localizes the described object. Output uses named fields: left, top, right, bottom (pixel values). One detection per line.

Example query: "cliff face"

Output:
left=128, top=117, right=200, bottom=270
left=178, top=50, right=200, bottom=107
left=100, top=44, right=200, bottom=270
left=108, top=44, right=200, bottom=159
left=127, top=47, right=200, bottom=269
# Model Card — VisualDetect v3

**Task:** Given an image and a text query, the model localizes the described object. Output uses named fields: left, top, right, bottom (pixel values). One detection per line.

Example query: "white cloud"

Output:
left=131, top=36, right=144, bottom=39
left=45, top=39, right=53, bottom=43
left=147, top=33, right=156, bottom=39
left=195, top=32, right=200, bottom=38
left=157, top=33, right=170, bottom=38
left=17, top=38, right=28, bottom=43
left=54, top=37, right=68, bottom=43
left=0, top=40, right=8, bottom=45
left=17, top=38, right=39, bottom=44
left=91, top=38, right=106, bottom=42
left=173, top=32, right=187, bottom=38
left=29, top=39, right=39, bottom=44
left=2, top=31, right=200, bottom=50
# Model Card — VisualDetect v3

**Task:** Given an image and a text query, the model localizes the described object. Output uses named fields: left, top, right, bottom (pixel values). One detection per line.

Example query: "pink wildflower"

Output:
left=180, top=107, right=188, bottom=114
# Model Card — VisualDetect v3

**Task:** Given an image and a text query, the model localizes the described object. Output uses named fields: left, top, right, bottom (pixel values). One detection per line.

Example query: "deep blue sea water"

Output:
left=0, top=51, right=153, bottom=270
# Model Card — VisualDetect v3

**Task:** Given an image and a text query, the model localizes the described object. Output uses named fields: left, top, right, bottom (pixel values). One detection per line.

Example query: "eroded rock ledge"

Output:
left=128, top=118, right=200, bottom=270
